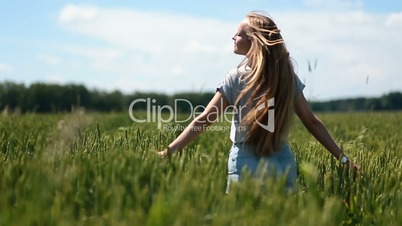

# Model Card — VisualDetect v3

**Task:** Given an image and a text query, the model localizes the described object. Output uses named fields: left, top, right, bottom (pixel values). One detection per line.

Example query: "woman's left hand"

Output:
left=157, top=149, right=169, bottom=158
left=157, top=148, right=174, bottom=158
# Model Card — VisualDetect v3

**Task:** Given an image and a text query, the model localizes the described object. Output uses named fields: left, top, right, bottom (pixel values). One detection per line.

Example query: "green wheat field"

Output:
left=1, top=111, right=401, bottom=226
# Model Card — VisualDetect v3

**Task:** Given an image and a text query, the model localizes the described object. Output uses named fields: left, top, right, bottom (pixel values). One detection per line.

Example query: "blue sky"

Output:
left=1, top=0, right=402, bottom=101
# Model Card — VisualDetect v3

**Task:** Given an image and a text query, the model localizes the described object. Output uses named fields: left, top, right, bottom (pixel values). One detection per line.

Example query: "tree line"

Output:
left=0, top=81, right=401, bottom=113
left=310, top=92, right=402, bottom=111
left=0, top=82, right=214, bottom=113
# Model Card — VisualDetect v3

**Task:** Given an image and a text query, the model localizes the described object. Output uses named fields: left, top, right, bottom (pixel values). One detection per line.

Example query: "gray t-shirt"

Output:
left=216, top=65, right=305, bottom=143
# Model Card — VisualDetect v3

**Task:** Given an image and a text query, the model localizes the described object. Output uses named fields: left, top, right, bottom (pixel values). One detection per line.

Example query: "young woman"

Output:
left=158, top=11, right=358, bottom=191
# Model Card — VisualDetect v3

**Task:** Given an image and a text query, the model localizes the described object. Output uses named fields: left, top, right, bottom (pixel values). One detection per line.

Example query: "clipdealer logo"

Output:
left=128, top=98, right=236, bottom=129
left=255, top=97, right=275, bottom=133
left=128, top=97, right=275, bottom=133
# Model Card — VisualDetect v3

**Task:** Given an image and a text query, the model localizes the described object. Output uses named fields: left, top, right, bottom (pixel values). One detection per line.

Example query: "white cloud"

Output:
left=271, top=10, right=402, bottom=100
left=58, top=6, right=235, bottom=54
left=37, top=54, right=60, bottom=65
left=0, top=63, right=13, bottom=73
left=183, top=41, right=217, bottom=53
left=385, top=12, right=402, bottom=27
left=44, top=74, right=66, bottom=84
left=57, top=45, right=123, bottom=60
left=56, top=4, right=402, bottom=100
left=59, top=4, right=98, bottom=23
left=170, top=66, right=185, bottom=76
left=57, top=4, right=238, bottom=94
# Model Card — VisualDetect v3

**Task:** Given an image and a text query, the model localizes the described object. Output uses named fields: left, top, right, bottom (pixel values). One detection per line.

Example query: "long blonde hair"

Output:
left=236, top=11, right=296, bottom=156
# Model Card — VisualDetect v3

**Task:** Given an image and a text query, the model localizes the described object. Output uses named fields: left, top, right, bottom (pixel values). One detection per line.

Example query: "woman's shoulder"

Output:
left=226, top=65, right=250, bottom=82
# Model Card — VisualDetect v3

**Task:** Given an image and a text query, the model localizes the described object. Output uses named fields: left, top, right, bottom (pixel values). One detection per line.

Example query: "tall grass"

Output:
left=0, top=111, right=401, bottom=225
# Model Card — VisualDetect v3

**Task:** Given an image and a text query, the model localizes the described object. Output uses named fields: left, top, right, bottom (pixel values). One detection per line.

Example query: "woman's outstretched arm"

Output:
left=294, top=92, right=346, bottom=160
left=158, top=92, right=229, bottom=157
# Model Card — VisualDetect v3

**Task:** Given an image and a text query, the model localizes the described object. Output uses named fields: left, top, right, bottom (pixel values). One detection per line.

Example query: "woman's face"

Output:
left=232, top=19, right=251, bottom=55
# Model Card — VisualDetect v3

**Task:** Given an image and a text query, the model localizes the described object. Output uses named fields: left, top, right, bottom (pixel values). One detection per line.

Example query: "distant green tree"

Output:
left=126, top=92, right=170, bottom=112
left=0, top=81, right=400, bottom=113
left=382, top=92, right=402, bottom=110
left=61, top=84, right=91, bottom=111
left=0, top=82, right=26, bottom=111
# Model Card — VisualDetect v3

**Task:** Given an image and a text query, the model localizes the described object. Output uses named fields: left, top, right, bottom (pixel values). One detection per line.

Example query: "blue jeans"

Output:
left=226, top=142, right=297, bottom=193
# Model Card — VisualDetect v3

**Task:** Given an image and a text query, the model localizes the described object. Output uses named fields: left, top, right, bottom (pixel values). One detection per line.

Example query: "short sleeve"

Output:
left=294, top=74, right=305, bottom=98
left=216, top=70, right=236, bottom=105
